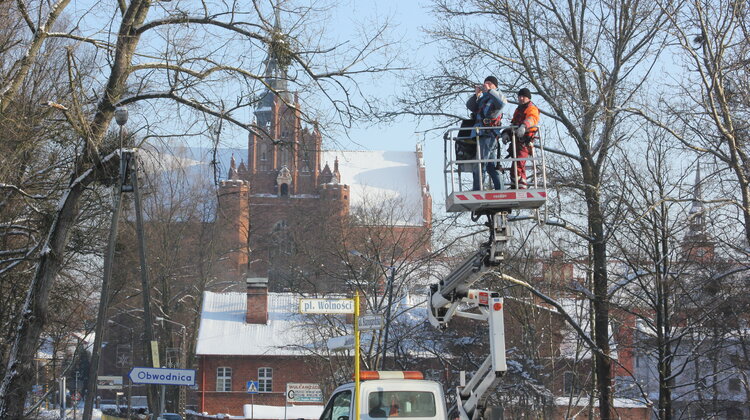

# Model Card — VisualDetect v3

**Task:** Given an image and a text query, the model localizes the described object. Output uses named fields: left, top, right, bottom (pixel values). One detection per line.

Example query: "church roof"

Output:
left=322, top=150, right=425, bottom=226
left=147, top=145, right=427, bottom=226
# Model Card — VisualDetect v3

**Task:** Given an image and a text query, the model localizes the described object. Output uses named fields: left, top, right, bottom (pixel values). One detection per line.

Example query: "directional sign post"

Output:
left=97, top=375, right=123, bottom=390
left=298, top=293, right=360, bottom=419
left=128, top=367, right=196, bottom=386
left=299, top=298, right=355, bottom=314
left=358, top=314, right=384, bottom=331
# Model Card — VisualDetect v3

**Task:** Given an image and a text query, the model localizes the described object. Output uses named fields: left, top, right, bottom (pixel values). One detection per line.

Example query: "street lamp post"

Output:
left=349, top=250, right=397, bottom=370
left=156, top=317, right=187, bottom=417
left=82, top=107, right=129, bottom=420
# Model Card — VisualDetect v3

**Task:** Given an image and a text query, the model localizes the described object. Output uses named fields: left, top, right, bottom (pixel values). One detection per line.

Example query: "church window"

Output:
left=271, top=220, right=294, bottom=256
left=279, top=142, right=290, bottom=166
left=301, top=150, right=312, bottom=173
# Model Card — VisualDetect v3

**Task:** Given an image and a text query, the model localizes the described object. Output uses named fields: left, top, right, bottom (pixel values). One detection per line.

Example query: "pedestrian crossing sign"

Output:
left=246, top=380, right=259, bottom=394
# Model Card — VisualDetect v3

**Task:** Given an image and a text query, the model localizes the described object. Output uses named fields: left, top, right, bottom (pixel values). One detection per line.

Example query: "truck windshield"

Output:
left=367, top=390, right=436, bottom=418
left=320, top=390, right=352, bottom=420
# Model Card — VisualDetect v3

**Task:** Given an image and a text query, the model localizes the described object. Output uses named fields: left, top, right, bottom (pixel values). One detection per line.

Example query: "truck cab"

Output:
left=319, top=371, right=448, bottom=420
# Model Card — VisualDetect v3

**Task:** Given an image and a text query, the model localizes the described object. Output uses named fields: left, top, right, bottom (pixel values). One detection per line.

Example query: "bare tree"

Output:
left=639, top=0, right=750, bottom=249
left=395, top=1, right=669, bottom=416
left=608, top=135, right=694, bottom=420
left=0, top=0, right=403, bottom=416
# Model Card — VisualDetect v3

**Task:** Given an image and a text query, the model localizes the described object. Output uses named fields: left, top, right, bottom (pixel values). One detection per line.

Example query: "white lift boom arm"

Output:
left=428, top=242, right=508, bottom=420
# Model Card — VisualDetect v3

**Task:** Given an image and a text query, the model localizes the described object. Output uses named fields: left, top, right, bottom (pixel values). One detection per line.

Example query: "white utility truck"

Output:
left=319, top=125, right=547, bottom=420
left=318, top=371, right=448, bottom=420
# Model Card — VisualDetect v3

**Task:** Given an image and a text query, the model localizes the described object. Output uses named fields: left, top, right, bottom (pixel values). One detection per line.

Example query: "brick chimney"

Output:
left=246, top=277, right=268, bottom=324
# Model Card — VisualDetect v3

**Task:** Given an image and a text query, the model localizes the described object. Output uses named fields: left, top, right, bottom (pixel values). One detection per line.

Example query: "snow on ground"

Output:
left=30, top=408, right=103, bottom=419
left=244, top=404, right=324, bottom=419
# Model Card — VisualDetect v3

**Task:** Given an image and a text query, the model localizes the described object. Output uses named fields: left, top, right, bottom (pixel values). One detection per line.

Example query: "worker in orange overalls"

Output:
left=504, top=88, right=539, bottom=189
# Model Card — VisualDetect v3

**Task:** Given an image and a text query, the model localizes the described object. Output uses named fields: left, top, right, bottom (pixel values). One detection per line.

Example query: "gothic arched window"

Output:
left=271, top=220, right=294, bottom=256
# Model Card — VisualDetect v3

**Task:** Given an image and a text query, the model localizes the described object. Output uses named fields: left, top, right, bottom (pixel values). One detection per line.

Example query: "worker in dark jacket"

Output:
left=466, top=76, right=507, bottom=190
left=504, top=87, right=539, bottom=189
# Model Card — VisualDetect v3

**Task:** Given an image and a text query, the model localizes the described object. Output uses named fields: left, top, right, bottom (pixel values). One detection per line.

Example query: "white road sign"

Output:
left=300, top=298, right=355, bottom=314
left=286, top=383, right=323, bottom=403
left=97, top=376, right=123, bottom=390
left=128, top=367, right=195, bottom=386
left=358, top=314, right=384, bottom=331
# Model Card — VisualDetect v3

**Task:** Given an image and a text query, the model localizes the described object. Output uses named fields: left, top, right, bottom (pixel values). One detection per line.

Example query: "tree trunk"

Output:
left=583, top=160, right=613, bottom=420
left=0, top=182, right=85, bottom=418
left=0, top=0, right=151, bottom=414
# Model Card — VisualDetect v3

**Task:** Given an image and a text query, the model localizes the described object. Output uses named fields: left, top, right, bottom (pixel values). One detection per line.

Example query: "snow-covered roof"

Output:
left=150, top=146, right=427, bottom=226
left=554, top=396, right=650, bottom=408
left=195, top=291, right=312, bottom=356
left=321, top=150, right=424, bottom=226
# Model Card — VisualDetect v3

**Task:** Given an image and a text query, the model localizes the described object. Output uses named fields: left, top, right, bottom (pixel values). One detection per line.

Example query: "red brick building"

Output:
left=193, top=42, right=433, bottom=419
left=195, top=278, right=329, bottom=418
left=212, top=47, right=432, bottom=288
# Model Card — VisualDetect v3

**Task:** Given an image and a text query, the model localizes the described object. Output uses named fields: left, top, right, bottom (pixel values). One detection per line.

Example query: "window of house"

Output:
left=258, top=367, right=272, bottom=392
left=216, top=367, right=232, bottom=392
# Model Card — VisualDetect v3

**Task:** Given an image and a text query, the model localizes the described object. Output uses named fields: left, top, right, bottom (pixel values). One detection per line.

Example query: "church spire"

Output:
left=260, top=6, right=290, bottom=104
left=681, top=161, right=714, bottom=262
left=228, top=154, right=239, bottom=180
left=255, top=5, right=292, bottom=132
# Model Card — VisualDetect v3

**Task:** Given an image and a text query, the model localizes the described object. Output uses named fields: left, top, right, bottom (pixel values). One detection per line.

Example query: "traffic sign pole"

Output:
left=354, top=291, right=360, bottom=420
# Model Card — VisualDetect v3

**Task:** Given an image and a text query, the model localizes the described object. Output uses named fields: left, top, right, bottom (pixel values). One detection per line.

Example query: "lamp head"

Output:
left=114, top=107, right=128, bottom=126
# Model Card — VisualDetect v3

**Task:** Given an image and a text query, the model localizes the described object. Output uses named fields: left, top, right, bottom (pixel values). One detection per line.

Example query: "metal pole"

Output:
left=179, top=325, right=187, bottom=418
left=73, top=371, right=78, bottom=419
left=132, top=155, right=160, bottom=417
left=59, top=377, right=66, bottom=420
left=354, top=291, right=361, bottom=420
left=161, top=384, right=166, bottom=416
left=128, top=327, right=133, bottom=419
left=82, top=143, right=126, bottom=420
left=381, top=267, right=395, bottom=370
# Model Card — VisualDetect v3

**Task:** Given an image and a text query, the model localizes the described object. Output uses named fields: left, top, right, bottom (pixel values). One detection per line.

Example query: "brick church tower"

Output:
left=216, top=176, right=250, bottom=281
left=214, top=13, right=431, bottom=290
left=215, top=22, right=351, bottom=285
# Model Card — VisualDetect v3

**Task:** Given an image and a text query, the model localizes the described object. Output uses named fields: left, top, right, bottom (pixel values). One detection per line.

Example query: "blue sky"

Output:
left=68, top=0, right=451, bottom=206
left=221, top=0, right=449, bottom=206
left=322, top=0, right=448, bottom=206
